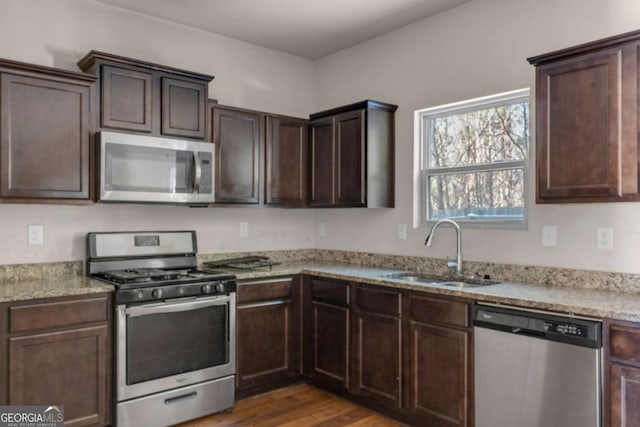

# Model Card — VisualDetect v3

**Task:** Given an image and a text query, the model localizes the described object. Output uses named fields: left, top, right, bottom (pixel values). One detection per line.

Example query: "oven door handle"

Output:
left=125, top=295, right=230, bottom=317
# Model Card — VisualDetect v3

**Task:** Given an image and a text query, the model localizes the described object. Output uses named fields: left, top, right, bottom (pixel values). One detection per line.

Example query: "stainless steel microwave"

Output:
left=98, top=131, right=215, bottom=204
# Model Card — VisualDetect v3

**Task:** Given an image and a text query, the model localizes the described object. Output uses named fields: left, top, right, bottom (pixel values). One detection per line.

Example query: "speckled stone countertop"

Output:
left=223, top=262, right=640, bottom=322
left=0, top=276, right=114, bottom=303
left=2, top=254, right=640, bottom=321
left=0, top=260, right=114, bottom=303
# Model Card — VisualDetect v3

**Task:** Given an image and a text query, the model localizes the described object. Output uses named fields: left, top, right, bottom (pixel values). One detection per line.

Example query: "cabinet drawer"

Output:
left=9, top=296, right=109, bottom=333
left=311, top=278, right=349, bottom=305
left=355, top=286, right=401, bottom=316
left=609, top=323, right=640, bottom=363
left=408, top=295, right=469, bottom=328
left=237, top=278, right=292, bottom=304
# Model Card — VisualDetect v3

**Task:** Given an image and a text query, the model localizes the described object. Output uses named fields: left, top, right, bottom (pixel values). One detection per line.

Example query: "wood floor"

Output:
left=179, top=384, right=405, bottom=426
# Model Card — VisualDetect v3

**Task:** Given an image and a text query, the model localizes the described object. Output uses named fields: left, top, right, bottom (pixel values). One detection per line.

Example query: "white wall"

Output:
left=314, top=0, right=640, bottom=274
left=0, top=0, right=317, bottom=264
left=2, top=0, right=640, bottom=274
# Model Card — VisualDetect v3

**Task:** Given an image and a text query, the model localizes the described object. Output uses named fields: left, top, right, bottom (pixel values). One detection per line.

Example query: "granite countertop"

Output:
left=0, top=276, right=114, bottom=303
left=228, top=262, right=640, bottom=322
left=2, top=260, right=640, bottom=322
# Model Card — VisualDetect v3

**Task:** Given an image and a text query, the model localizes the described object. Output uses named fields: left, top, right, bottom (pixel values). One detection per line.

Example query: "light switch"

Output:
left=239, top=223, right=249, bottom=237
left=542, top=225, right=556, bottom=247
left=317, top=222, right=326, bottom=237
left=397, top=224, right=407, bottom=240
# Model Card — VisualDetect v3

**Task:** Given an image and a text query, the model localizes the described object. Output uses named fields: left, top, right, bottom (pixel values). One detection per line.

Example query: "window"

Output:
left=416, top=88, right=530, bottom=227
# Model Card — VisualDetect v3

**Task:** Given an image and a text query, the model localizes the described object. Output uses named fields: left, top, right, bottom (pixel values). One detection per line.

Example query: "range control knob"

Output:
left=152, top=289, right=164, bottom=299
left=201, top=283, right=214, bottom=294
left=216, top=282, right=226, bottom=293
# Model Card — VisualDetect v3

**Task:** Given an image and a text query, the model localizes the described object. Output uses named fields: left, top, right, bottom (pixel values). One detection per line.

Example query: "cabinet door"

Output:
left=334, top=110, right=365, bottom=206
left=408, top=321, right=469, bottom=427
left=610, top=363, right=640, bottom=427
left=265, top=116, right=308, bottom=206
left=354, top=310, right=402, bottom=411
left=212, top=106, right=261, bottom=203
left=309, top=301, right=350, bottom=392
left=9, top=325, right=110, bottom=427
left=101, top=65, right=152, bottom=132
left=0, top=73, right=91, bottom=200
left=309, top=117, right=335, bottom=206
left=536, top=49, right=622, bottom=201
left=236, top=300, right=297, bottom=393
left=161, top=77, right=207, bottom=139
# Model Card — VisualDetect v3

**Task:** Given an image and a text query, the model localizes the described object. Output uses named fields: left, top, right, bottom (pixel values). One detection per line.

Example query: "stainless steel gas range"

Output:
left=86, top=231, right=236, bottom=427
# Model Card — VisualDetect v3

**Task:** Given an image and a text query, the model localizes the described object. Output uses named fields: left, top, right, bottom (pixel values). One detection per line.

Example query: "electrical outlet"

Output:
left=28, top=224, right=43, bottom=245
left=239, top=222, right=249, bottom=238
left=542, top=225, right=557, bottom=247
left=317, top=222, right=326, bottom=237
left=397, top=224, right=407, bottom=240
left=597, top=227, right=613, bottom=250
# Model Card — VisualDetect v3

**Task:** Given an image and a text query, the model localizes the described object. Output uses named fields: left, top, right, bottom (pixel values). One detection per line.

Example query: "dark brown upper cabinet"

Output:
left=265, top=115, right=308, bottom=206
left=309, top=100, right=397, bottom=208
left=161, top=77, right=207, bottom=139
left=210, top=105, right=262, bottom=204
left=78, top=51, right=212, bottom=140
left=528, top=30, right=640, bottom=203
left=0, top=59, right=95, bottom=203
left=209, top=103, right=309, bottom=206
left=100, top=65, right=152, bottom=133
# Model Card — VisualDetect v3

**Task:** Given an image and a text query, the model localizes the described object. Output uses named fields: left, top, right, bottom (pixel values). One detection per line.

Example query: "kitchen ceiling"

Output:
left=92, top=0, right=470, bottom=59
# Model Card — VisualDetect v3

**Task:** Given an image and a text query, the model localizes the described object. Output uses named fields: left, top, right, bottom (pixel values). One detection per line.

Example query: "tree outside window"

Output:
left=417, top=89, right=530, bottom=227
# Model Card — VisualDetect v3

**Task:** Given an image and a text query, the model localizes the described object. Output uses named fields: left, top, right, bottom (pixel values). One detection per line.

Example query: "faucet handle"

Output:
left=445, top=255, right=457, bottom=276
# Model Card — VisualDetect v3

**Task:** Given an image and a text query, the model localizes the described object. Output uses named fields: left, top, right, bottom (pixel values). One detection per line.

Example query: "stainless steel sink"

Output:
left=381, top=272, right=499, bottom=288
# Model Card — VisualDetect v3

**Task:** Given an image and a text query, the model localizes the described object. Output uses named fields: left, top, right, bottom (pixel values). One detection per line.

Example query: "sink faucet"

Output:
left=424, top=219, right=463, bottom=277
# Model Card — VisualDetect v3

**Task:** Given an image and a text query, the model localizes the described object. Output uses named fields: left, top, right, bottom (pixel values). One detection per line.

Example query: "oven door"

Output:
left=117, top=294, right=235, bottom=401
left=99, top=131, right=215, bottom=204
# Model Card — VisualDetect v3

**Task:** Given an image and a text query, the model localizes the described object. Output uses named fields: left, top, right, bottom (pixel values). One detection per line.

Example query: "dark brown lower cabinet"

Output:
left=302, top=277, right=471, bottom=426
left=607, top=320, right=640, bottom=427
left=305, top=277, right=350, bottom=393
left=9, top=327, right=109, bottom=427
left=1, top=293, right=112, bottom=427
left=309, top=300, right=350, bottom=391
left=354, top=311, right=401, bottom=409
left=408, top=321, right=469, bottom=427
left=353, top=285, right=403, bottom=413
left=406, top=294, right=471, bottom=427
left=610, top=363, right=640, bottom=427
left=236, top=276, right=301, bottom=397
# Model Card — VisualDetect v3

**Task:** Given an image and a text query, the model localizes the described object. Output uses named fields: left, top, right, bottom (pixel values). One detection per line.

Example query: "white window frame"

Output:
left=416, top=88, right=531, bottom=229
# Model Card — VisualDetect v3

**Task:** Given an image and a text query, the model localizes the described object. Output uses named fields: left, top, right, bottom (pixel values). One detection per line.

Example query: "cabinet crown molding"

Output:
left=0, top=57, right=96, bottom=82
left=310, top=99, right=398, bottom=120
left=77, top=50, right=214, bottom=82
left=527, top=28, right=640, bottom=65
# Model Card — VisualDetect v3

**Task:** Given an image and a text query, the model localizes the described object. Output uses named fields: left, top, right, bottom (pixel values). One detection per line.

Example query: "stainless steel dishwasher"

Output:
left=473, top=304, right=602, bottom=427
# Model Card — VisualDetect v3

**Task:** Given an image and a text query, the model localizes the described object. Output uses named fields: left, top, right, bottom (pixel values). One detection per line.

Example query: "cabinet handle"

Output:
left=239, top=300, right=288, bottom=309
left=240, top=278, right=293, bottom=286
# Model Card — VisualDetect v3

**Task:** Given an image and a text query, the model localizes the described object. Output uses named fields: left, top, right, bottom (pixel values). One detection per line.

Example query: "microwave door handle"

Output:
left=193, top=151, right=202, bottom=193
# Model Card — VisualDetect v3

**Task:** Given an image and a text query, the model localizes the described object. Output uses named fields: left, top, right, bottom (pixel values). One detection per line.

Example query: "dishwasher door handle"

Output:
left=509, top=327, right=545, bottom=338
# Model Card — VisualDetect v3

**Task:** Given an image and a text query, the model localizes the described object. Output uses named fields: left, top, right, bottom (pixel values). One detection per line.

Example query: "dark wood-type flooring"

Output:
left=179, top=384, right=405, bottom=426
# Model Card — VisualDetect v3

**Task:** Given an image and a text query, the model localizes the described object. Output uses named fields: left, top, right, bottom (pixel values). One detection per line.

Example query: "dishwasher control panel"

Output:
left=473, top=304, right=602, bottom=348
left=544, top=320, right=589, bottom=337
